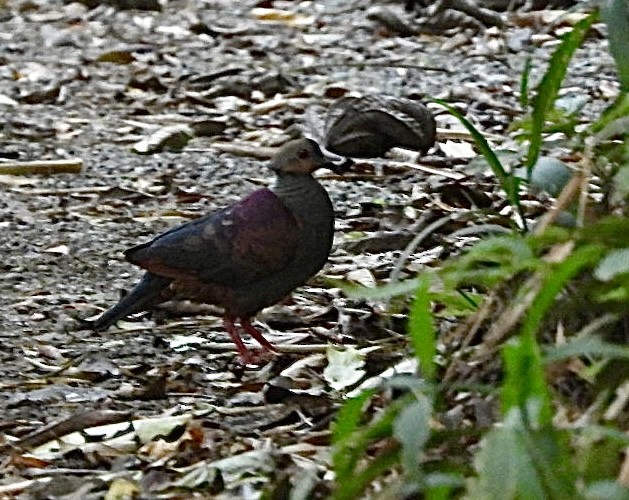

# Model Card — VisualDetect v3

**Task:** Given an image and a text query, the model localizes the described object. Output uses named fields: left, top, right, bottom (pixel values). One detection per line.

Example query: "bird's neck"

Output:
left=271, top=173, right=332, bottom=227
left=271, top=173, right=318, bottom=199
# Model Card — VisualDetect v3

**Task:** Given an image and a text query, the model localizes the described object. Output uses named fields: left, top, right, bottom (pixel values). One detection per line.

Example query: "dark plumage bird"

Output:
left=324, top=94, right=436, bottom=158
left=90, top=138, right=337, bottom=363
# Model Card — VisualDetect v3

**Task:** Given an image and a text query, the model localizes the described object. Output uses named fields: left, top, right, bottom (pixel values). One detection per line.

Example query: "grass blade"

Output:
left=409, top=275, right=436, bottom=382
left=601, top=0, right=629, bottom=91
left=526, top=11, right=599, bottom=169
left=434, top=98, right=525, bottom=230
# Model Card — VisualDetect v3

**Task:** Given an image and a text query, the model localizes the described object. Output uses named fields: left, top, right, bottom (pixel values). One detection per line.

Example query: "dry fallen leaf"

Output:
left=250, top=8, right=315, bottom=27
left=323, top=346, right=366, bottom=390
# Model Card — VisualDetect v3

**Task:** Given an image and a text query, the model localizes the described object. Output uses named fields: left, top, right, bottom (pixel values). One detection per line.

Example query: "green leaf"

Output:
left=502, top=244, right=602, bottom=428
left=331, top=389, right=375, bottom=444
left=543, top=336, right=629, bottom=363
left=578, top=216, right=629, bottom=247
left=519, top=244, right=603, bottom=340
left=611, top=164, right=629, bottom=203
left=332, top=396, right=410, bottom=500
left=520, top=426, right=578, bottom=500
left=425, top=473, right=465, bottom=500
left=430, top=289, right=480, bottom=317
left=332, top=446, right=400, bottom=500
left=332, top=395, right=388, bottom=492
left=393, top=397, right=432, bottom=479
left=409, top=275, right=436, bottom=381
left=383, top=374, right=432, bottom=394
left=333, top=393, right=409, bottom=486
left=442, top=235, right=538, bottom=289
left=594, top=248, right=629, bottom=281
left=502, top=336, right=552, bottom=427
left=520, top=56, right=532, bottom=108
left=584, top=481, right=629, bottom=500
left=601, top=0, right=629, bottom=91
left=590, top=92, right=629, bottom=135
left=577, top=438, right=626, bottom=484
left=469, top=422, right=578, bottom=500
left=592, top=115, right=629, bottom=149
left=468, top=425, right=544, bottom=500
left=526, top=11, right=599, bottom=169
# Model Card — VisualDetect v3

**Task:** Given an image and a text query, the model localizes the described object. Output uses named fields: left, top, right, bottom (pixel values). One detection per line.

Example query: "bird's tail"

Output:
left=89, top=273, right=172, bottom=331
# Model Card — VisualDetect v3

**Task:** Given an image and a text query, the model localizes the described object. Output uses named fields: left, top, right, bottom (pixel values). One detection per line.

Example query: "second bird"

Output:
left=90, top=138, right=337, bottom=363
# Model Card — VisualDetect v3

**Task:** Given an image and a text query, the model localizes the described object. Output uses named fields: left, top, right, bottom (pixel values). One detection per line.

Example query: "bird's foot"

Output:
left=235, top=347, right=276, bottom=366
left=224, top=317, right=278, bottom=365
left=240, top=320, right=278, bottom=353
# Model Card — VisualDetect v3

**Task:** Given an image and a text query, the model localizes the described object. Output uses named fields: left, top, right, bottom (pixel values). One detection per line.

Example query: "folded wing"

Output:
left=125, top=189, right=300, bottom=286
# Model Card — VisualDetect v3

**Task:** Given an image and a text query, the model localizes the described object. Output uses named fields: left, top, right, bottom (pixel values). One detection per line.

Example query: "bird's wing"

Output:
left=124, top=188, right=300, bottom=286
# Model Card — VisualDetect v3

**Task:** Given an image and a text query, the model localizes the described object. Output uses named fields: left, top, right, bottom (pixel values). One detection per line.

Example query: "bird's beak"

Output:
left=319, top=145, right=353, bottom=174
left=326, top=158, right=354, bottom=175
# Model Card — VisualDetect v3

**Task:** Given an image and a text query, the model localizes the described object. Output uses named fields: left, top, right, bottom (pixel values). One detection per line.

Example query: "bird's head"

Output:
left=269, top=138, right=342, bottom=175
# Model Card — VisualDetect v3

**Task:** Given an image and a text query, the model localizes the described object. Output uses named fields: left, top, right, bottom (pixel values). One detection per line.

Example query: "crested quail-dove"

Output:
left=324, top=94, right=436, bottom=158
left=90, top=138, right=337, bottom=363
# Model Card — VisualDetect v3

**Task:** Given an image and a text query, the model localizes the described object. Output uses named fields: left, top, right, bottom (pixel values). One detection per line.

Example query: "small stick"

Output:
left=10, top=186, right=110, bottom=196
left=0, top=159, right=83, bottom=176
left=1, top=410, right=132, bottom=453
left=375, top=159, right=465, bottom=180
left=208, top=142, right=276, bottom=159
left=202, top=342, right=332, bottom=354
left=390, top=212, right=458, bottom=283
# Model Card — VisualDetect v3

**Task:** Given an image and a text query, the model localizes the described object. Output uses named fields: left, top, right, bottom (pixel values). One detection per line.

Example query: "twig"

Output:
left=80, top=318, right=333, bottom=354
left=442, top=239, right=577, bottom=384
left=1, top=410, right=132, bottom=454
left=442, top=292, right=496, bottom=383
left=577, top=145, right=594, bottom=228
left=288, top=61, right=452, bottom=73
left=374, top=158, right=466, bottom=180
left=437, top=129, right=504, bottom=142
left=389, top=212, right=458, bottom=283
left=10, top=186, right=112, bottom=196
left=533, top=172, right=583, bottom=235
left=208, top=142, right=276, bottom=159
left=0, top=158, right=83, bottom=176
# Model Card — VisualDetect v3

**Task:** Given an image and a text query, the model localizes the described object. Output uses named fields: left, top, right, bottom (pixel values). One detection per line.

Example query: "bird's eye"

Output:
left=297, top=149, right=309, bottom=159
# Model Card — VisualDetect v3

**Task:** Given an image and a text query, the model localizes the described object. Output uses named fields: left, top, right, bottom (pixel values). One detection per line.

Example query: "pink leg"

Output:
left=223, top=317, right=254, bottom=364
left=241, top=319, right=278, bottom=353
